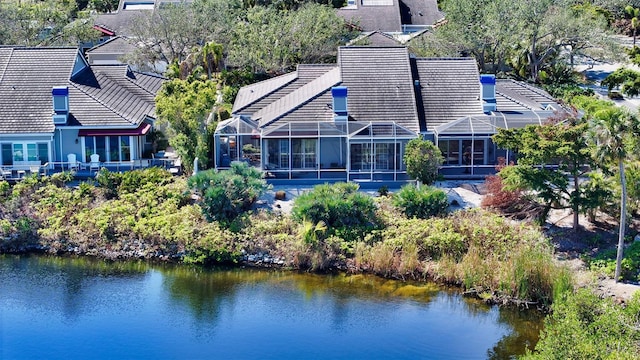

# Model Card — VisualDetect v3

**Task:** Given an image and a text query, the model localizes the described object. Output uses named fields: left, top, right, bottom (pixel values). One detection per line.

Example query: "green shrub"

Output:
left=524, top=289, right=640, bottom=359
left=49, top=171, right=74, bottom=187
left=403, top=138, right=443, bottom=185
left=588, top=241, right=640, bottom=281
left=95, top=168, right=123, bottom=199
left=118, top=167, right=174, bottom=194
left=393, top=185, right=448, bottom=219
left=187, top=162, right=270, bottom=225
left=291, top=182, right=379, bottom=242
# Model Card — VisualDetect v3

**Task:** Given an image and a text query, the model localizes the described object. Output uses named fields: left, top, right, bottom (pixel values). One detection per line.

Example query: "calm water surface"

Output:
left=0, top=255, right=543, bottom=359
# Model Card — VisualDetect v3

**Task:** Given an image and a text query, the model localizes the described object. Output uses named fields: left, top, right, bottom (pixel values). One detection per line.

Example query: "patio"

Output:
left=0, top=154, right=182, bottom=181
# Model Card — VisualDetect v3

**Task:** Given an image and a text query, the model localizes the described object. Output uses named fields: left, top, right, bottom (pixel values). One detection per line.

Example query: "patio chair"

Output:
left=67, top=153, right=79, bottom=171
left=89, top=154, right=100, bottom=171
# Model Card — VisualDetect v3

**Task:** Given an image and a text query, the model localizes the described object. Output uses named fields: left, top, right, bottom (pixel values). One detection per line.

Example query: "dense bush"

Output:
left=356, top=208, right=571, bottom=304
left=403, top=138, right=443, bottom=186
left=588, top=240, right=640, bottom=281
left=524, top=289, right=640, bottom=359
left=291, top=182, right=379, bottom=242
left=393, top=184, right=448, bottom=219
left=187, top=162, right=270, bottom=224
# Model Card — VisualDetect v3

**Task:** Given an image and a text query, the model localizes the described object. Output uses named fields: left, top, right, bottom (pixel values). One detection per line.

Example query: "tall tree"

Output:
left=0, top=0, right=94, bottom=46
left=493, top=112, right=608, bottom=230
left=626, top=5, right=640, bottom=46
left=228, top=3, right=354, bottom=73
left=588, top=107, right=640, bottom=282
left=424, top=0, right=618, bottom=81
left=155, top=78, right=227, bottom=173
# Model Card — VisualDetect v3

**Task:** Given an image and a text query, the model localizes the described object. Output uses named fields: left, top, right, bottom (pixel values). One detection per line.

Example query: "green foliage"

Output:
left=493, top=114, right=603, bottom=228
left=588, top=241, right=640, bottom=281
left=524, top=289, right=640, bottom=359
left=89, top=0, right=119, bottom=13
left=291, top=182, right=379, bottom=242
left=0, top=0, right=98, bottom=46
left=94, top=168, right=123, bottom=199
left=542, top=83, right=594, bottom=101
left=356, top=208, right=569, bottom=303
left=426, top=0, right=618, bottom=81
left=403, top=138, right=443, bottom=186
left=228, top=3, right=355, bottom=73
left=601, top=67, right=640, bottom=97
left=187, top=162, right=270, bottom=225
left=393, top=185, right=448, bottom=219
left=155, top=78, right=220, bottom=172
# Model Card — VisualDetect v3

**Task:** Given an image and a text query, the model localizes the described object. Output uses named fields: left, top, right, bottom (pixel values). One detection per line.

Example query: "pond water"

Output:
left=0, top=255, right=543, bottom=359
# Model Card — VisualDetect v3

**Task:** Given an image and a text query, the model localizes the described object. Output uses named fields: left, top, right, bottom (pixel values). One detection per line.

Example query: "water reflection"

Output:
left=0, top=255, right=542, bottom=359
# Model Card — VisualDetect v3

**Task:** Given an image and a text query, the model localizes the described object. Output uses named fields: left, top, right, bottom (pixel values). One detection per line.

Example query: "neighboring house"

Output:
left=0, top=47, right=165, bottom=177
left=214, top=46, right=563, bottom=181
left=347, top=31, right=404, bottom=46
left=337, top=0, right=443, bottom=42
left=86, top=36, right=137, bottom=65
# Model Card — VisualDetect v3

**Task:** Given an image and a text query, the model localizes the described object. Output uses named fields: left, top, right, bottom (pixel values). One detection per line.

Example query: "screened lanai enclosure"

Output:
left=214, top=118, right=416, bottom=181
left=434, top=112, right=552, bottom=177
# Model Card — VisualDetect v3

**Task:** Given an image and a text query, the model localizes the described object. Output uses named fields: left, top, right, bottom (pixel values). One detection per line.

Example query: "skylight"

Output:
left=362, top=0, right=393, bottom=6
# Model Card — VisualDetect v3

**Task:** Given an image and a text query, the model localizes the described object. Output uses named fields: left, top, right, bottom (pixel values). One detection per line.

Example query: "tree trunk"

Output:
left=573, top=174, right=580, bottom=232
left=615, top=159, right=628, bottom=282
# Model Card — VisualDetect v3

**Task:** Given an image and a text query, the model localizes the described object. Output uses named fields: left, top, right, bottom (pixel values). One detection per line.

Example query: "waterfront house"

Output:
left=214, top=46, right=563, bottom=181
left=337, top=0, right=444, bottom=42
left=0, top=47, right=165, bottom=178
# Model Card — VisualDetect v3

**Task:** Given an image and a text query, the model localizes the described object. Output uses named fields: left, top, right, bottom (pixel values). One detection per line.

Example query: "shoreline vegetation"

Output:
left=0, top=168, right=570, bottom=307
left=2, top=168, right=640, bottom=358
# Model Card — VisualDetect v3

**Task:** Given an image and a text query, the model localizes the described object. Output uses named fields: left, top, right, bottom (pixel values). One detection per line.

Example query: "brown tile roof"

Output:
left=339, top=46, right=420, bottom=132
left=0, top=47, right=165, bottom=133
left=415, top=58, right=484, bottom=131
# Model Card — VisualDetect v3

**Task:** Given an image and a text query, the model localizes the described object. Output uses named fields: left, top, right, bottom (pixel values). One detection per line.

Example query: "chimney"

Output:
left=480, top=74, right=496, bottom=113
left=331, top=86, right=348, bottom=123
left=52, top=86, right=69, bottom=125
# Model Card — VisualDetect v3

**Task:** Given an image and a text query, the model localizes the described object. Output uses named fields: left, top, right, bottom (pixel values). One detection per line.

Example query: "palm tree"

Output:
left=626, top=5, right=640, bottom=46
left=590, top=108, right=639, bottom=282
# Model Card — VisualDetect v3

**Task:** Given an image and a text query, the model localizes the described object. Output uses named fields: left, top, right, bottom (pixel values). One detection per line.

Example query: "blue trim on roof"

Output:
left=52, top=87, right=69, bottom=96
left=331, top=86, right=348, bottom=97
left=480, top=74, right=496, bottom=85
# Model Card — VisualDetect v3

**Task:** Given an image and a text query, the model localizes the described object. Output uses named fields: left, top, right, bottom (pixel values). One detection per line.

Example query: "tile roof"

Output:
left=233, top=65, right=337, bottom=115
left=348, top=31, right=403, bottom=46
left=86, top=36, right=136, bottom=55
left=230, top=47, right=561, bottom=137
left=255, top=67, right=342, bottom=128
left=232, top=72, right=297, bottom=114
left=338, top=0, right=403, bottom=32
left=339, top=46, right=420, bottom=132
left=0, top=47, right=165, bottom=134
left=414, top=58, right=484, bottom=131
left=94, top=10, right=148, bottom=36
left=399, top=0, right=444, bottom=26
left=496, top=79, right=561, bottom=111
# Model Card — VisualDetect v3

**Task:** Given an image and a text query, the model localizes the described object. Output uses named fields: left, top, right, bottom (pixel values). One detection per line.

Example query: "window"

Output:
left=109, top=136, right=120, bottom=161
left=375, top=143, right=392, bottom=170
left=26, top=144, right=37, bottom=161
left=37, top=144, right=48, bottom=163
left=86, top=136, right=131, bottom=162
left=350, top=143, right=372, bottom=171
left=292, top=139, right=316, bottom=169
left=121, top=136, right=131, bottom=161
left=13, top=144, right=24, bottom=162
left=1, top=142, right=48, bottom=165
left=439, top=139, right=461, bottom=165
left=279, top=140, right=289, bottom=168
left=2, top=144, right=12, bottom=165
left=53, top=96, right=68, bottom=112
